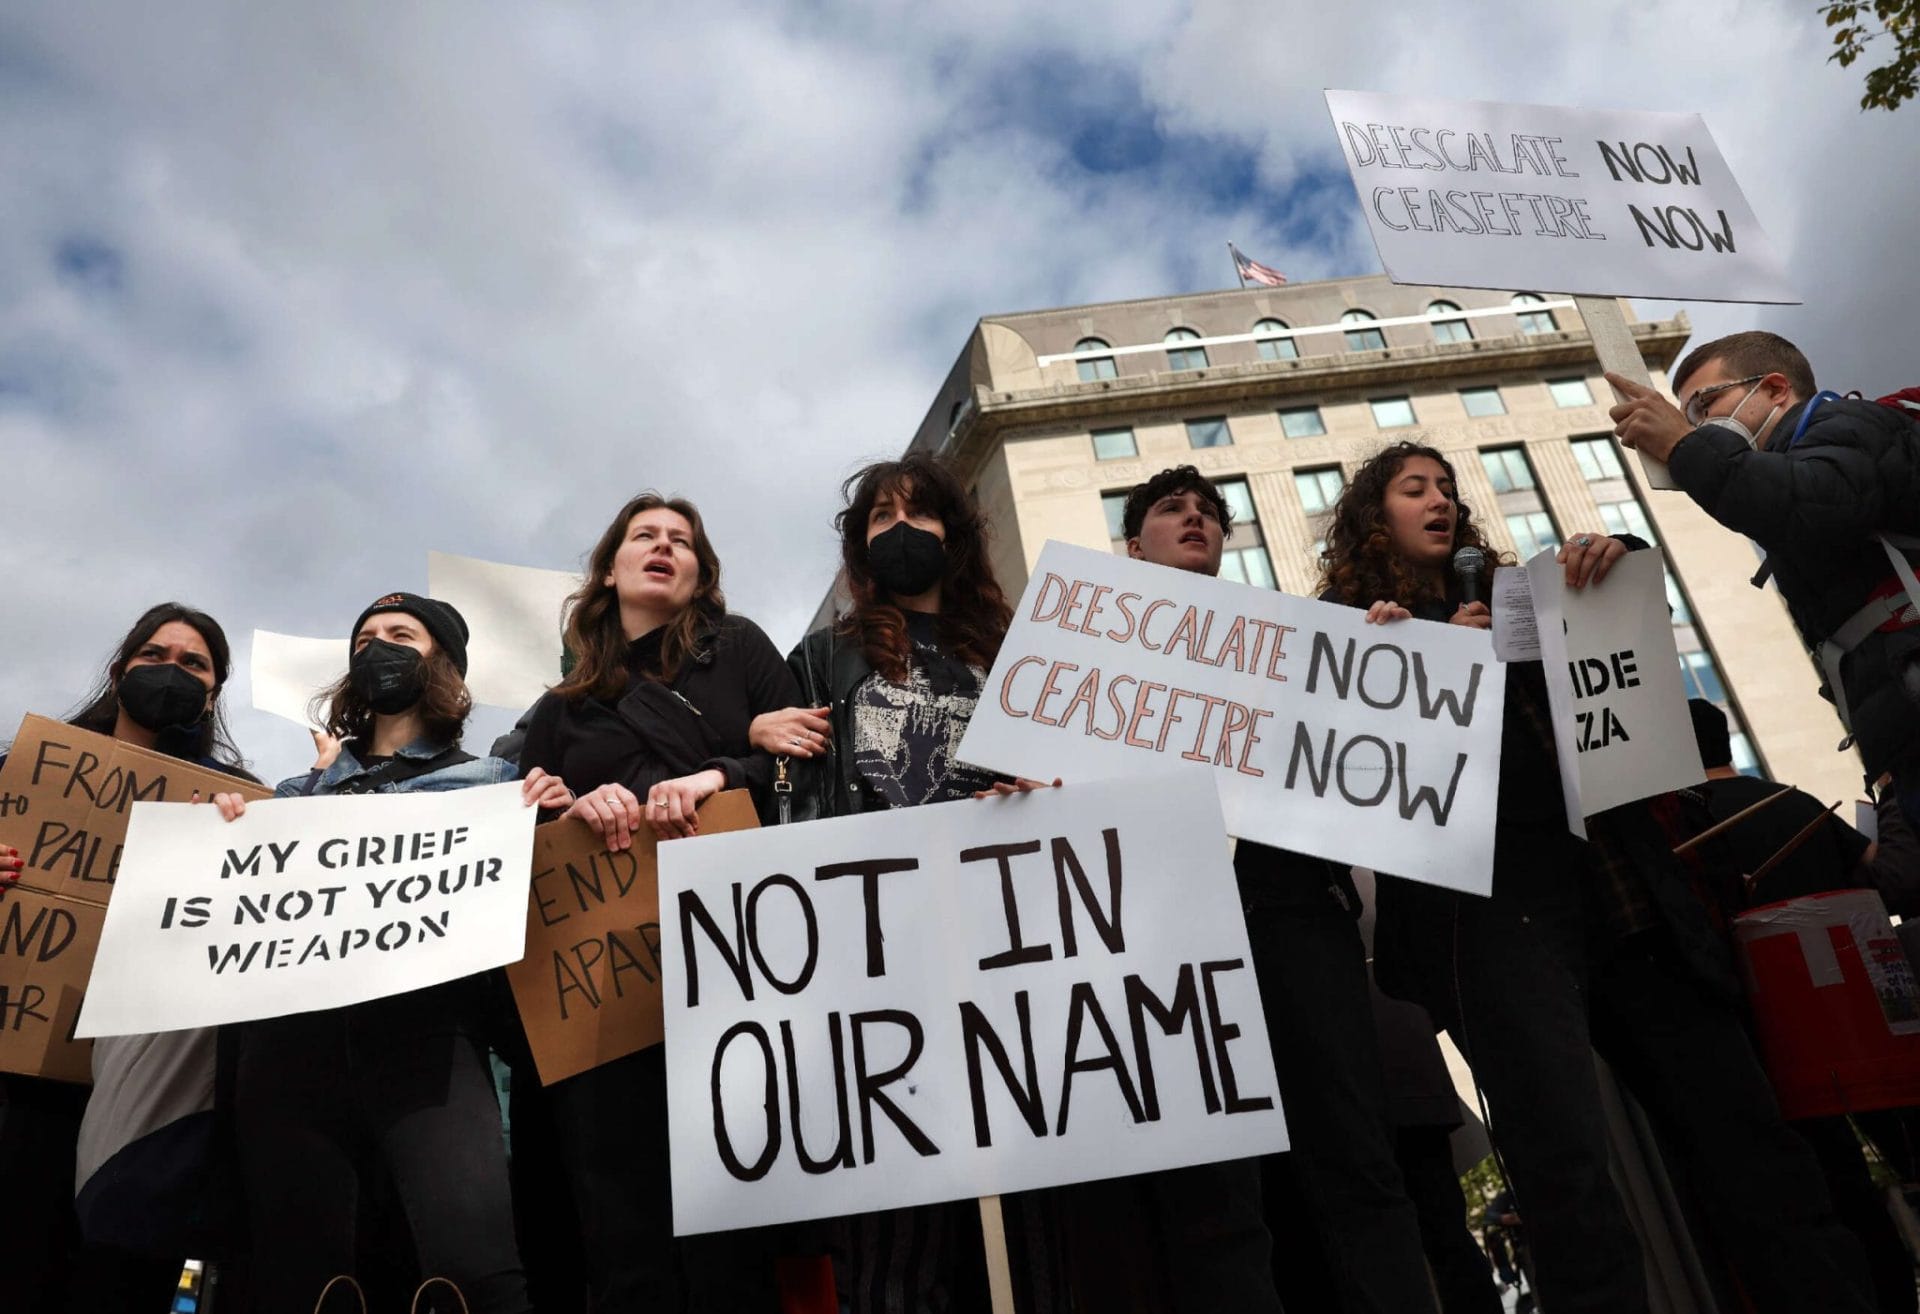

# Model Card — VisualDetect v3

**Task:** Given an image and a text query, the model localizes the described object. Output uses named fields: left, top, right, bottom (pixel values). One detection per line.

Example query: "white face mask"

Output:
left=1700, top=379, right=1781, bottom=450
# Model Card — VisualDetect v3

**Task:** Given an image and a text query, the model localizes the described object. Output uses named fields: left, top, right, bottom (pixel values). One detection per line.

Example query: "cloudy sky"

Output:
left=4, top=0, right=1915, bottom=784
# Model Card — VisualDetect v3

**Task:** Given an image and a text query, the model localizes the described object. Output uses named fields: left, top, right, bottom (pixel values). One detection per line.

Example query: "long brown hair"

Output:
left=60, top=602, right=247, bottom=768
left=312, top=642, right=473, bottom=747
left=1320, top=441, right=1510, bottom=609
left=552, top=492, right=727, bottom=701
left=835, top=454, right=1011, bottom=684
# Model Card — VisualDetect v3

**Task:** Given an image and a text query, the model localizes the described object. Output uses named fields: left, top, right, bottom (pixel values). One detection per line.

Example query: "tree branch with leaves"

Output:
left=1825, top=1, right=1919, bottom=110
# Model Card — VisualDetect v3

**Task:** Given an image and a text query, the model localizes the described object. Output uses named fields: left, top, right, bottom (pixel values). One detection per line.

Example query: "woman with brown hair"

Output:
left=516, top=490, right=801, bottom=1312
left=1323, top=441, right=1872, bottom=1314
left=213, top=592, right=571, bottom=1314
left=755, top=452, right=1058, bottom=1313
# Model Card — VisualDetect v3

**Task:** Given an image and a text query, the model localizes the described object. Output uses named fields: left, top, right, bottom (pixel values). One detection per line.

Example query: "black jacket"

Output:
left=782, top=623, right=878, bottom=822
left=1668, top=396, right=1920, bottom=773
left=519, top=613, right=798, bottom=821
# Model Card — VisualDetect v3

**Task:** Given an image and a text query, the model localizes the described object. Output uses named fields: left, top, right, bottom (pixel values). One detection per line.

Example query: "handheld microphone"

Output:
left=1452, top=545, right=1487, bottom=607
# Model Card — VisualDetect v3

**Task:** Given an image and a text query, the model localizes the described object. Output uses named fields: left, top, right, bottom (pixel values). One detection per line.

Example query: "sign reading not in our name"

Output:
left=958, top=542, right=1505, bottom=895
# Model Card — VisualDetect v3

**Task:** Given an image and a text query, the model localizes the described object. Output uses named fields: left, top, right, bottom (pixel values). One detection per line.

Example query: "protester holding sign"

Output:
left=766, top=453, right=1067, bottom=1314
left=1114, top=464, right=1403, bottom=1314
left=1338, top=443, right=1873, bottom=1314
left=211, top=592, right=569, bottom=1314
left=1607, top=332, right=1920, bottom=821
left=1, top=603, right=256, bottom=1314
left=514, top=492, right=800, bottom=1313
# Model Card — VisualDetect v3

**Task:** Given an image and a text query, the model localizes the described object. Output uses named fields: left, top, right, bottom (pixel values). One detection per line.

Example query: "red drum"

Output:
left=1734, top=889, right=1920, bottom=1120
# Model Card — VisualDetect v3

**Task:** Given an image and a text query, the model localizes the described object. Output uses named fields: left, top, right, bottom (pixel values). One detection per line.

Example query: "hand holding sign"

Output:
left=1606, top=371, right=1695, bottom=464
left=0, top=843, right=20, bottom=888
left=1555, top=532, right=1630, bottom=589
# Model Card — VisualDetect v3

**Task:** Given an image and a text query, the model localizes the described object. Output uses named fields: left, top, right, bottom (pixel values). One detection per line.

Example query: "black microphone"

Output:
left=1452, top=545, right=1487, bottom=607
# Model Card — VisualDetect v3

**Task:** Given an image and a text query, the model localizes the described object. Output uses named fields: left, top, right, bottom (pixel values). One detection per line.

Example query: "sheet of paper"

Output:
left=249, top=630, right=344, bottom=727
left=427, top=551, right=580, bottom=712
left=1492, top=567, right=1541, bottom=662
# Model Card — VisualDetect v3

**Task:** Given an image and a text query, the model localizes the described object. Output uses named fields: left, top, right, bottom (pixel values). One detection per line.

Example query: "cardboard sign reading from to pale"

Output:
left=1529, top=547, right=1705, bottom=836
left=0, top=715, right=272, bottom=1082
left=956, top=541, right=1506, bottom=895
left=1324, top=89, right=1796, bottom=305
left=660, top=771, right=1289, bottom=1236
left=506, top=791, right=760, bottom=1087
left=75, top=780, right=535, bottom=1037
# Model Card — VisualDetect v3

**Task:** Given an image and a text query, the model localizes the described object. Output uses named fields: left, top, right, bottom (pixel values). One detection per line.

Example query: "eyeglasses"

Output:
left=1683, top=374, right=1766, bottom=426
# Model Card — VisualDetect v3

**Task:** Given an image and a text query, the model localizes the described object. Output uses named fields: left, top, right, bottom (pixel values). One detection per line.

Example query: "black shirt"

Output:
left=1695, top=775, right=1870, bottom=908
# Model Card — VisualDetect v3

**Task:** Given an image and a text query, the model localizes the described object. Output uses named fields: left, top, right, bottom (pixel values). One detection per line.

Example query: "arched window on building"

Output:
left=1254, top=318, right=1298, bottom=361
left=1075, top=337, right=1117, bottom=382
left=1427, top=300, right=1473, bottom=344
left=1164, top=327, right=1208, bottom=371
left=1341, top=309, right=1386, bottom=352
left=1512, top=293, right=1557, bottom=335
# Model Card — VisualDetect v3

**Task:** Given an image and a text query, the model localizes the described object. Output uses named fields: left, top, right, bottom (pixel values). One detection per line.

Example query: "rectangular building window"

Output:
left=1279, top=405, right=1327, bottom=438
left=1186, top=416, right=1232, bottom=449
left=1598, top=499, right=1654, bottom=543
left=1572, top=436, right=1625, bottom=481
left=1548, top=377, right=1595, bottom=408
left=1294, top=467, right=1346, bottom=516
left=1091, top=427, right=1137, bottom=460
left=1479, top=447, right=1537, bottom=494
left=1258, top=336, right=1300, bottom=361
left=1370, top=396, right=1416, bottom=429
left=1506, top=511, right=1558, bottom=558
left=1078, top=356, right=1118, bottom=382
left=1218, top=478, right=1277, bottom=589
left=1679, top=648, right=1728, bottom=704
left=1432, top=318, right=1473, bottom=345
left=1461, top=386, right=1506, bottom=418
left=1103, top=491, right=1130, bottom=552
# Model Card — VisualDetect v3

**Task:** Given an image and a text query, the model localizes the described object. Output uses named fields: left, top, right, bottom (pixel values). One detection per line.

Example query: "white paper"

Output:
left=76, top=781, right=535, bottom=1036
left=249, top=630, right=345, bottom=727
left=1531, top=547, right=1706, bottom=835
left=1324, top=90, right=1796, bottom=304
left=660, top=771, right=1288, bottom=1235
left=956, top=542, right=1506, bottom=895
left=1492, top=567, right=1541, bottom=662
left=427, top=551, right=579, bottom=711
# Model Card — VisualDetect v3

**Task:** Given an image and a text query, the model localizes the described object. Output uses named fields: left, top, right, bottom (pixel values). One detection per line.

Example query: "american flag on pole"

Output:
left=1230, top=243, right=1288, bottom=288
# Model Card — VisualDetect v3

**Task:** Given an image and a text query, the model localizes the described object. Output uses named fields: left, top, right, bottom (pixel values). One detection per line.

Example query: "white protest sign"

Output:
left=249, top=630, right=344, bottom=727
left=660, top=771, right=1288, bottom=1236
left=1323, top=90, right=1795, bottom=304
left=75, top=781, right=536, bottom=1036
left=428, top=551, right=578, bottom=711
left=956, top=541, right=1506, bottom=895
left=1530, top=547, right=1705, bottom=836
left=1492, top=567, right=1541, bottom=662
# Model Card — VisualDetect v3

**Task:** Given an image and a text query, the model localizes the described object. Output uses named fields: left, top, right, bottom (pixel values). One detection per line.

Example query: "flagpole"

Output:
left=1228, top=241, right=1247, bottom=289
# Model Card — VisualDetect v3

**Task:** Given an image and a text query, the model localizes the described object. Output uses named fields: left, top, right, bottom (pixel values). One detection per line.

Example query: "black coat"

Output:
left=782, top=623, right=878, bottom=822
left=519, top=613, right=798, bottom=820
left=1668, top=396, right=1920, bottom=773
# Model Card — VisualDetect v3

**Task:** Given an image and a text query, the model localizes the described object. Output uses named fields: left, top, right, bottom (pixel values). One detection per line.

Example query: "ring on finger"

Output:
left=1576, top=536, right=1593, bottom=548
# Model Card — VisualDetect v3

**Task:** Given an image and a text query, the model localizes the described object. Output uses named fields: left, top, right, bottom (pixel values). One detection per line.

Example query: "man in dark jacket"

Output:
left=1607, top=333, right=1920, bottom=813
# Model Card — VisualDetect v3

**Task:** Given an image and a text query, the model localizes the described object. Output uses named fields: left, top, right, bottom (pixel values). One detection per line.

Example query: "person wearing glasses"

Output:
left=1607, top=332, right=1920, bottom=831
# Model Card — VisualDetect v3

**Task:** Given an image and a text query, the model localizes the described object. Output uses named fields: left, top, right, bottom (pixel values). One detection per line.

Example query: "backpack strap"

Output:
left=332, top=745, right=478, bottom=795
left=1818, top=532, right=1920, bottom=746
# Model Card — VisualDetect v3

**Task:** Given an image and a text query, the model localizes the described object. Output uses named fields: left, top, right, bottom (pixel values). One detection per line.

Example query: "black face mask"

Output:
left=118, top=664, right=210, bottom=733
left=867, top=522, right=948, bottom=598
left=349, top=640, right=428, bottom=715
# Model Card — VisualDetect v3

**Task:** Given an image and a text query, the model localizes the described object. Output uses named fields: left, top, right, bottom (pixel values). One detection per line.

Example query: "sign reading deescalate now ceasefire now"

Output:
left=957, top=542, right=1506, bottom=895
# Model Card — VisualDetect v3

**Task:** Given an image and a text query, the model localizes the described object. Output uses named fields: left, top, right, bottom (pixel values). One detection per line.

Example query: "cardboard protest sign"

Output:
left=427, top=551, right=579, bottom=711
left=956, top=541, right=1506, bottom=895
left=74, top=780, right=535, bottom=1037
left=661, top=771, right=1288, bottom=1236
left=1529, top=547, right=1705, bottom=835
left=0, top=715, right=272, bottom=1081
left=507, top=791, right=760, bottom=1086
left=1323, top=90, right=1795, bottom=304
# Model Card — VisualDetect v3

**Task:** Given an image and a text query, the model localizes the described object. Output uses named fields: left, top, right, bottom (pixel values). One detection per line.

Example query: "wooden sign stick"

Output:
left=1576, top=295, right=1679, bottom=492
left=1671, top=783, right=1799, bottom=856
left=978, top=1195, right=1017, bottom=1314
left=1743, top=800, right=1844, bottom=893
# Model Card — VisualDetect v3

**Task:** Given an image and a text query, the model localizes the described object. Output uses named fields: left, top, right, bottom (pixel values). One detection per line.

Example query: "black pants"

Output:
left=551, top=1044, right=785, bottom=1313
left=1246, top=896, right=1439, bottom=1314
left=232, top=1009, right=529, bottom=1314
left=1398, top=887, right=1875, bottom=1314
left=0, top=1076, right=84, bottom=1314
left=1394, top=1126, right=1503, bottom=1314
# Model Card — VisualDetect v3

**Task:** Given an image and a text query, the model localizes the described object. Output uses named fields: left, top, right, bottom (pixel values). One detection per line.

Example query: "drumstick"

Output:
left=1743, top=801, right=1843, bottom=891
left=1671, top=784, right=1798, bottom=855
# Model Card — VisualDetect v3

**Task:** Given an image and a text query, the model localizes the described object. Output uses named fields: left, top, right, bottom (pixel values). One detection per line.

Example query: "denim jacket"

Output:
left=274, top=735, right=517, bottom=798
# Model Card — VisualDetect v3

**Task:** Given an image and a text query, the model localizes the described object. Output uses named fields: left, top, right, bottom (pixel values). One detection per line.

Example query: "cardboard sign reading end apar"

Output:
left=506, top=789, right=760, bottom=1086
left=0, top=713, right=271, bottom=1083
